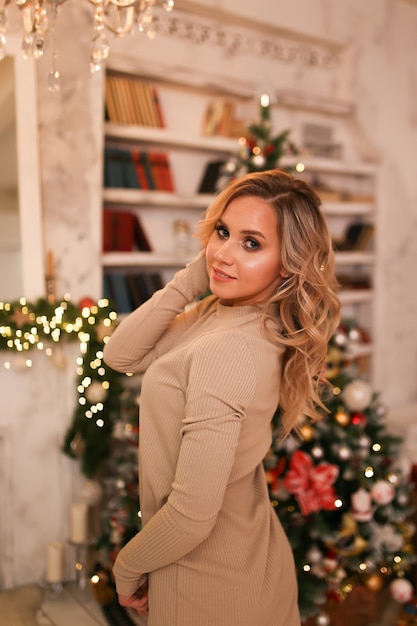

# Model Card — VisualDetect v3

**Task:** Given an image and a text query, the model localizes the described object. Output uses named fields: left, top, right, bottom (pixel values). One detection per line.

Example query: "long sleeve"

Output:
left=112, top=331, right=257, bottom=596
left=103, top=252, right=209, bottom=373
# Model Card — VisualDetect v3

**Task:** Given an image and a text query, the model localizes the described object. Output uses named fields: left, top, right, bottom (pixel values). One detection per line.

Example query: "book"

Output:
left=103, top=209, right=137, bottom=252
left=104, top=147, right=139, bottom=189
left=126, top=272, right=163, bottom=307
left=152, top=152, right=175, bottom=191
left=130, top=150, right=147, bottom=189
left=339, top=221, right=375, bottom=251
left=202, top=98, right=237, bottom=137
left=126, top=273, right=148, bottom=307
left=104, top=147, right=125, bottom=188
left=106, top=273, right=134, bottom=313
left=106, top=74, right=131, bottom=125
left=197, top=160, right=225, bottom=194
left=104, top=76, right=120, bottom=123
left=134, top=215, right=152, bottom=251
left=355, top=223, right=375, bottom=251
left=140, top=151, right=156, bottom=190
left=132, top=80, right=158, bottom=127
left=151, top=85, right=165, bottom=127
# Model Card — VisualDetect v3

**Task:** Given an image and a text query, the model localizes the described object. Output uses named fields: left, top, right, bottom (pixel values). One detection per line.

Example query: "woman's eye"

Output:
left=215, top=225, right=229, bottom=239
left=244, top=238, right=259, bottom=250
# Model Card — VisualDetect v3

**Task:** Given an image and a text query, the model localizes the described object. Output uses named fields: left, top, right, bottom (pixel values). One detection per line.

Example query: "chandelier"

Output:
left=0, top=0, right=174, bottom=92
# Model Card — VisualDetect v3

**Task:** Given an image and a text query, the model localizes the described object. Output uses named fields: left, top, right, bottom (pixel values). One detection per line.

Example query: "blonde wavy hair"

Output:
left=197, top=169, right=341, bottom=437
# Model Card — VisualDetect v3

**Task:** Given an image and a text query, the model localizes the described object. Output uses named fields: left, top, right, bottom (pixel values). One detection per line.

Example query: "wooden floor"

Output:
left=38, top=582, right=402, bottom=626
left=39, top=584, right=147, bottom=626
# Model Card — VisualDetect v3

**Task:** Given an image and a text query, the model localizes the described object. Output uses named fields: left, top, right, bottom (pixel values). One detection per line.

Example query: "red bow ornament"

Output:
left=283, top=450, right=339, bottom=516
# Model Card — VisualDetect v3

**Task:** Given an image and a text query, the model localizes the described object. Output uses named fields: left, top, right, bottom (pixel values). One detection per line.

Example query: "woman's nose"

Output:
left=213, top=240, right=233, bottom=263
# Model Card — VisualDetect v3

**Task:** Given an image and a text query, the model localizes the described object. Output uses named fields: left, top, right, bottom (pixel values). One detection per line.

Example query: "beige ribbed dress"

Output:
left=103, top=254, right=301, bottom=626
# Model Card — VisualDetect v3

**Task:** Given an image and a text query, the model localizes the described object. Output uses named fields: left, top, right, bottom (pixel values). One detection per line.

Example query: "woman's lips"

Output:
left=212, top=267, right=235, bottom=282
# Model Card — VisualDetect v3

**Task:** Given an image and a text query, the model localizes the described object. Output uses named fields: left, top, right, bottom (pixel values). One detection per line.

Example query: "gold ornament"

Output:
left=300, top=423, right=314, bottom=441
left=364, top=572, right=384, bottom=592
left=328, top=513, right=368, bottom=557
left=326, top=346, right=343, bottom=380
left=335, top=407, right=351, bottom=427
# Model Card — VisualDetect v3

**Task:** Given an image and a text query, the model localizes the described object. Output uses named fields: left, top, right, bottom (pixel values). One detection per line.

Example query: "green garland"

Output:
left=0, top=295, right=124, bottom=478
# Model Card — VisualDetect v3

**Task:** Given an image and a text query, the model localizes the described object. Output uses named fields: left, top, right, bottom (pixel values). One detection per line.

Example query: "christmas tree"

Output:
left=215, top=93, right=295, bottom=190
left=265, top=320, right=416, bottom=623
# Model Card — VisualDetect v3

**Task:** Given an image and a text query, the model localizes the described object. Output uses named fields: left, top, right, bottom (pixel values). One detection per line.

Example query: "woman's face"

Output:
left=205, top=195, right=284, bottom=306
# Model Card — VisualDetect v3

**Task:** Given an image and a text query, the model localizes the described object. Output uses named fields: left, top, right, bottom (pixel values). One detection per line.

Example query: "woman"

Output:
left=103, top=169, right=341, bottom=626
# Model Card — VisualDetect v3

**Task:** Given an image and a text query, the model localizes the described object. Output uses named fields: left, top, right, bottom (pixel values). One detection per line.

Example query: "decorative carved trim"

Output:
left=155, top=6, right=338, bottom=70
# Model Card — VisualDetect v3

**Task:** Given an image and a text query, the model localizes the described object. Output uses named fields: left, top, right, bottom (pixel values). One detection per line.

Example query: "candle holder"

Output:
left=68, top=539, right=92, bottom=591
left=45, top=273, right=56, bottom=304
left=42, top=579, right=64, bottom=600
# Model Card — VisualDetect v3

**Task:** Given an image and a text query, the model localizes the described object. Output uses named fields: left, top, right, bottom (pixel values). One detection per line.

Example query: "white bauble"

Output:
left=343, top=380, right=373, bottom=411
left=251, top=153, right=266, bottom=168
left=389, top=578, right=414, bottom=603
left=371, top=479, right=395, bottom=506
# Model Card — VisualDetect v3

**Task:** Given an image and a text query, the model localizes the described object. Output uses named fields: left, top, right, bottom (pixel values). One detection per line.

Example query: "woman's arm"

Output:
left=112, top=331, right=257, bottom=596
left=103, top=251, right=209, bottom=373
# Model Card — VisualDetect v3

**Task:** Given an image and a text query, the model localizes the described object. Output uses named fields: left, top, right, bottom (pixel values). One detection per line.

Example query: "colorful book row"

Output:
left=105, top=73, right=165, bottom=128
left=104, top=271, right=164, bottom=314
left=104, top=147, right=175, bottom=192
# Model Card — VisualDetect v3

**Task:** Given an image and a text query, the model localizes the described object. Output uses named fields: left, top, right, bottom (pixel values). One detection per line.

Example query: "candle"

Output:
left=70, top=502, right=88, bottom=543
left=46, top=250, right=54, bottom=276
left=46, top=541, right=64, bottom=583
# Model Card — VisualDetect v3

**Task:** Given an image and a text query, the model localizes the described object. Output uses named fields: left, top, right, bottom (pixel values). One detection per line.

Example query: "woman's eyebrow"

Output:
left=217, top=219, right=266, bottom=240
left=240, top=229, right=267, bottom=240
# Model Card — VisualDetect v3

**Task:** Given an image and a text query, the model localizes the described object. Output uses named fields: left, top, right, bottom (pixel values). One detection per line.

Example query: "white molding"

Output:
left=7, top=35, right=44, bottom=300
left=275, top=89, right=355, bottom=118
left=0, top=426, right=14, bottom=588
left=174, top=0, right=343, bottom=50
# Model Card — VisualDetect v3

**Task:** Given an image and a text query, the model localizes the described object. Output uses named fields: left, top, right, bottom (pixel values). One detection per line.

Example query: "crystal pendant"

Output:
left=48, top=68, right=60, bottom=93
left=146, top=23, right=156, bottom=40
left=137, top=4, right=154, bottom=32
left=0, top=32, right=6, bottom=61
left=33, top=31, right=44, bottom=59
left=0, top=10, right=7, bottom=30
left=90, top=58, right=102, bottom=73
left=91, top=31, right=110, bottom=62
left=21, top=32, right=35, bottom=59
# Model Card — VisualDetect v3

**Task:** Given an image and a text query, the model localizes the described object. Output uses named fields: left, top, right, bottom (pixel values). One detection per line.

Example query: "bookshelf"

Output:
left=281, top=155, right=377, bottom=373
left=101, top=70, right=247, bottom=313
left=100, top=71, right=378, bottom=374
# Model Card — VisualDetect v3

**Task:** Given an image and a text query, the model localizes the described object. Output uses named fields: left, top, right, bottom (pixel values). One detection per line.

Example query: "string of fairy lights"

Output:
left=0, top=295, right=124, bottom=476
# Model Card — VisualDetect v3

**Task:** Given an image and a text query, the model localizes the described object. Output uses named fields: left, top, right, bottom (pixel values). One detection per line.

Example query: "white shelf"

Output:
left=322, top=201, right=374, bottom=216
left=338, top=289, right=373, bottom=305
left=104, top=122, right=240, bottom=154
left=103, top=189, right=375, bottom=216
left=280, top=155, right=377, bottom=176
left=102, top=251, right=191, bottom=268
left=335, top=251, right=374, bottom=266
left=103, top=187, right=215, bottom=209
